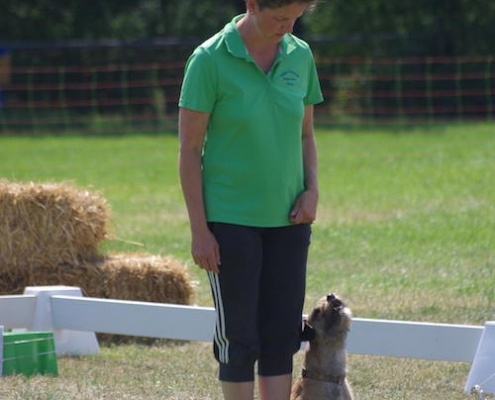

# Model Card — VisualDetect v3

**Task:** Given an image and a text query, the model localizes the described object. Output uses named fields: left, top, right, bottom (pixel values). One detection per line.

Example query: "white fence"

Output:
left=0, top=285, right=493, bottom=394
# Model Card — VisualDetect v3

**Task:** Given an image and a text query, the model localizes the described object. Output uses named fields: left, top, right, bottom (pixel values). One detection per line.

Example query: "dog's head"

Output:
left=303, top=293, right=352, bottom=343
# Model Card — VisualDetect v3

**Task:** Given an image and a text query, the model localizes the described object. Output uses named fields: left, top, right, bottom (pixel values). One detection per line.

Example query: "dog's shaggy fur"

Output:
left=291, top=294, right=354, bottom=400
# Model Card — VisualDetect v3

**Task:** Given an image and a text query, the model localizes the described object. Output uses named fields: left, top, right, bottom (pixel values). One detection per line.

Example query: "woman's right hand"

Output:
left=191, top=227, right=221, bottom=274
left=179, top=107, right=219, bottom=273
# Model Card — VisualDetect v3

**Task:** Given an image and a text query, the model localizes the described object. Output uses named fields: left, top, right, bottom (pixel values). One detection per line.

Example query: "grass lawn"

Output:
left=0, top=122, right=494, bottom=399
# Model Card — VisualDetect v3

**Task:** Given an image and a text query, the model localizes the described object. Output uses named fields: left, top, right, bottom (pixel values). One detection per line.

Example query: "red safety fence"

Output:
left=0, top=62, right=185, bottom=134
left=317, top=56, right=495, bottom=126
left=0, top=56, right=494, bottom=133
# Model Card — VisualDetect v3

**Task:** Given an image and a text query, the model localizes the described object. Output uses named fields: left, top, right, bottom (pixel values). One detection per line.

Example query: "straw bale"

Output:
left=0, top=180, right=109, bottom=275
left=0, top=258, right=105, bottom=296
left=86, top=253, right=194, bottom=305
left=0, top=272, right=29, bottom=295
left=1, top=252, right=194, bottom=306
left=26, top=261, right=104, bottom=296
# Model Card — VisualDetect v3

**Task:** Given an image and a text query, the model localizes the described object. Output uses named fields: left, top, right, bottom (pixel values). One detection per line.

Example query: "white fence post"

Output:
left=465, top=321, right=495, bottom=394
left=21, top=286, right=100, bottom=356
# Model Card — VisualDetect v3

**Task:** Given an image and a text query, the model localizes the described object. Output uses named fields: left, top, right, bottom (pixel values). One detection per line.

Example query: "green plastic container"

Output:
left=2, top=331, right=58, bottom=376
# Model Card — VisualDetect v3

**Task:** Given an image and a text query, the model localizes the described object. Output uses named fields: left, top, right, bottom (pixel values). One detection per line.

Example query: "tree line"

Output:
left=1, top=0, right=495, bottom=57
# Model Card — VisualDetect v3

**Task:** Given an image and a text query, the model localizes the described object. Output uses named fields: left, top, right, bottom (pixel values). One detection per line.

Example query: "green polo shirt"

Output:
left=179, top=15, right=323, bottom=227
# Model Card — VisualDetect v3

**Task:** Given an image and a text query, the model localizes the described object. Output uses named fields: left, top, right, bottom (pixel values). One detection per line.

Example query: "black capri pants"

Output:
left=207, top=222, right=311, bottom=382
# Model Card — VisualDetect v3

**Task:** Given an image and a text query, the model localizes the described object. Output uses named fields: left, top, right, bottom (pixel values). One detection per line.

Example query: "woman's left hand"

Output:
left=289, top=189, right=318, bottom=224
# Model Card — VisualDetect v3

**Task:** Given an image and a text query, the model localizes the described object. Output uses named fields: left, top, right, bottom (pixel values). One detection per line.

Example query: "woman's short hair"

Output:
left=254, top=0, right=319, bottom=11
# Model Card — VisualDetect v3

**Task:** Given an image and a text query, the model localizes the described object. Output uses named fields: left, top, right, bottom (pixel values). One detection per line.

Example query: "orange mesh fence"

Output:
left=317, top=56, right=495, bottom=125
left=0, top=56, right=494, bottom=133
left=0, top=61, right=184, bottom=134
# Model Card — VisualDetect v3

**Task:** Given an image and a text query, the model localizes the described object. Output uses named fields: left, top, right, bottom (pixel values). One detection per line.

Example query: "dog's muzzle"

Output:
left=327, top=293, right=344, bottom=311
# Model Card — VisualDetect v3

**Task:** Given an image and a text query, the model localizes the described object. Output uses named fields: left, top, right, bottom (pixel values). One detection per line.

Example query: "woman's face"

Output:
left=248, top=0, right=307, bottom=42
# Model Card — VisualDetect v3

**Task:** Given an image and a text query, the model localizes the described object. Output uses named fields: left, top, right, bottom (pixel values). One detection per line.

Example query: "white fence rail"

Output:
left=0, top=295, right=36, bottom=329
left=48, top=295, right=485, bottom=362
left=0, top=285, right=483, bottom=361
left=0, top=285, right=492, bottom=394
left=51, top=295, right=216, bottom=342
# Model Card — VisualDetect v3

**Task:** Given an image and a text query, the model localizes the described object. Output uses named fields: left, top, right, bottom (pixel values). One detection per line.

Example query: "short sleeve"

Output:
left=178, top=47, right=218, bottom=113
left=304, top=52, right=324, bottom=106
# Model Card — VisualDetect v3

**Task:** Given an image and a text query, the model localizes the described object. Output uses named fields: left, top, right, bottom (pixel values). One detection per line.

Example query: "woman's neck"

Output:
left=236, top=14, right=279, bottom=54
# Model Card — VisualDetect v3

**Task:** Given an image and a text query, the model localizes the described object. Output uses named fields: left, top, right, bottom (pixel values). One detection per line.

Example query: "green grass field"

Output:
left=0, top=123, right=494, bottom=399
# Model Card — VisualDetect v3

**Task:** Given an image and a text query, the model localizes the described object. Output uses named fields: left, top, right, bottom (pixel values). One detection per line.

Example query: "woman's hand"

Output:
left=179, top=108, right=220, bottom=273
left=289, top=189, right=318, bottom=224
left=191, top=227, right=221, bottom=274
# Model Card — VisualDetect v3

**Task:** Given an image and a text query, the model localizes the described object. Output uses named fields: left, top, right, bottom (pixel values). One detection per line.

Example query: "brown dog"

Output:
left=291, top=294, right=354, bottom=400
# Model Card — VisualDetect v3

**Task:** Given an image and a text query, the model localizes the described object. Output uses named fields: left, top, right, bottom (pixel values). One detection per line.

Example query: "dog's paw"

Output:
left=300, top=320, right=316, bottom=342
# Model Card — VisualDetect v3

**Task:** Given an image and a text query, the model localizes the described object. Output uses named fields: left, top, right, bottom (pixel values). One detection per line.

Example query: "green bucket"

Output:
left=2, top=331, right=58, bottom=376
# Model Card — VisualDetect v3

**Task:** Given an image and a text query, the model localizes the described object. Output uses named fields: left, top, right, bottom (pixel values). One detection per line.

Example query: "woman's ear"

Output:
left=246, top=0, right=257, bottom=15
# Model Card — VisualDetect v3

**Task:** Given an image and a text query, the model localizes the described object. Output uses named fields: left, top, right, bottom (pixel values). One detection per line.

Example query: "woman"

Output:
left=178, top=1, right=323, bottom=399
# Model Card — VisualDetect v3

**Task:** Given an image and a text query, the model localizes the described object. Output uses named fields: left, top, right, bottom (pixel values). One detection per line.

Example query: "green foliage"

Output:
left=308, top=0, right=495, bottom=56
left=0, top=0, right=237, bottom=41
left=2, top=0, right=495, bottom=57
left=0, top=0, right=137, bottom=40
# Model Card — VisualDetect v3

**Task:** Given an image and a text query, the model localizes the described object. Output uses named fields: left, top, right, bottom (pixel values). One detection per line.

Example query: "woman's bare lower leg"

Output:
left=259, top=374, right=292, bottom=400
left=221, top=381, right=255, bottom=400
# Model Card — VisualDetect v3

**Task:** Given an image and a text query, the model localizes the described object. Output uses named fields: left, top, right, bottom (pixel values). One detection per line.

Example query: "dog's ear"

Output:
left=300, top=321, right=316, bottom=342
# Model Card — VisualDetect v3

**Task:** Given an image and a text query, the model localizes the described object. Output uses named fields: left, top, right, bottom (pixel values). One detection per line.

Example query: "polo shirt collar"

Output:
left=224, top=14, right=298, bottom=59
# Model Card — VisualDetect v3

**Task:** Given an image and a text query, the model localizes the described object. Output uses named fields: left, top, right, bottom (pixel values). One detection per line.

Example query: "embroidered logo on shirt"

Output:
left=280, top=69, right=300, bottom=86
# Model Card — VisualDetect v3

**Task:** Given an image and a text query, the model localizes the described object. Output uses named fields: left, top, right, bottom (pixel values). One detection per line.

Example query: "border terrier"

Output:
left=291, top=294, right=354, bottom=400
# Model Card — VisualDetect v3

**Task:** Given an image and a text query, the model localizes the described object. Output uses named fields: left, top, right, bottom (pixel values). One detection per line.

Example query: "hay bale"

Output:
left=0, top=180, right=109, bottom=276
left=25, top=261, right=104, bottom=296
left=4, top=252, right=194, bottom=306
left=0, top=272, right=29, bottom=295
left=87, top=253, right=194, bottom=305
